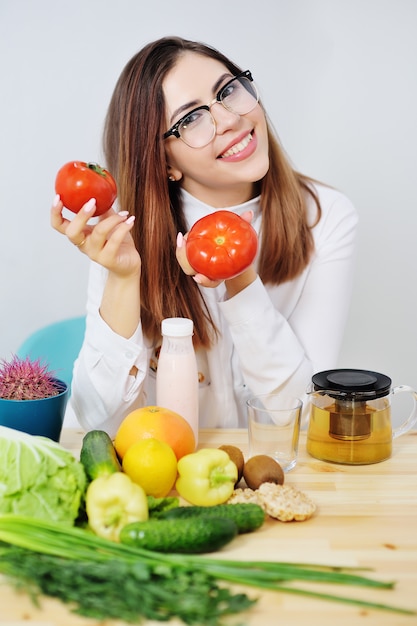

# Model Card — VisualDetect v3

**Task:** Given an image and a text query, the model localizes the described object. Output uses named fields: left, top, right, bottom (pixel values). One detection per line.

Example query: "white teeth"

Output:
left=221, top=133, right=252, bottom=158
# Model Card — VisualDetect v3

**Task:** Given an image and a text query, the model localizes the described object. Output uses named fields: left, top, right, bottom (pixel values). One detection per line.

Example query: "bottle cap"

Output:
left=161, top=317, right=194, bottom=337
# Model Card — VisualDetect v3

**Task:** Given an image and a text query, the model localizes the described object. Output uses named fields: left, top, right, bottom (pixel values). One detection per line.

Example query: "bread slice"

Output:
left=228, top=482, right=316, bottom=522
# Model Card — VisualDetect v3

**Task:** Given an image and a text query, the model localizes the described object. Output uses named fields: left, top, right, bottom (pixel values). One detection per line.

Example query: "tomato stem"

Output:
left=87, top=162, right=107, bottom=178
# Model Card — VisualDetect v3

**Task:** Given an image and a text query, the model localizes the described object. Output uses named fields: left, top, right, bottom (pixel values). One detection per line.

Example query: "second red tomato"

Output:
left=55, top=161, right=117, bottom=216
left=186, top=210, right=258, bottom=281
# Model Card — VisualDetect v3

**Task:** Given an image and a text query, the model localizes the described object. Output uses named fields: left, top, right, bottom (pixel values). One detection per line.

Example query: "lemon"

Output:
left=122, top=437, right=178, bottom=498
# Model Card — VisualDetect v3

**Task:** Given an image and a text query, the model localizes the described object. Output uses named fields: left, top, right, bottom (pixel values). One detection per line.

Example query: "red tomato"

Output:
left=55, top=161, right=117, bottom=215
left=186, top=210, right=258, bottom=281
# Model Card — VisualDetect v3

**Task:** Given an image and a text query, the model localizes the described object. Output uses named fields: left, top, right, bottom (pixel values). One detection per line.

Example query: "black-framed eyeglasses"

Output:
left=163, top=70, right=259, bottom=149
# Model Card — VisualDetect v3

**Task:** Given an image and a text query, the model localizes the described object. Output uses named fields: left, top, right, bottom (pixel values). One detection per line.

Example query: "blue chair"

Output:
left=16, top=316, right=86, bottom=389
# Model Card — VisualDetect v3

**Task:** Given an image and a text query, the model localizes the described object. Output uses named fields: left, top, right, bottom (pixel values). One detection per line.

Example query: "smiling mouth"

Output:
left=220, top=132, right=253, bottom=158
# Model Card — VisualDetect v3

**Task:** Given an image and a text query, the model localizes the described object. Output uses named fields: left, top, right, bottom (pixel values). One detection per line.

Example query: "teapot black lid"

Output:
left=312, top=369, right=392, bottom=399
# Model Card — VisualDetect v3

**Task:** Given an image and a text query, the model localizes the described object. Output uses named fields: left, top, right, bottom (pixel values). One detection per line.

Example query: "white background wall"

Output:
left=1, top=0, right=416, bottom=422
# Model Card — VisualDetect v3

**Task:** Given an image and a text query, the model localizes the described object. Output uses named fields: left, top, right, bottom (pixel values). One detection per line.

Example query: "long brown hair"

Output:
left=103, top=36, right=320, bottom=347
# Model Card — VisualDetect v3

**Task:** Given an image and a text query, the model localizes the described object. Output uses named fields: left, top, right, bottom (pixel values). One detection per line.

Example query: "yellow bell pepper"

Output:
left=176, top=448, right=238, bottom=506
left=86, top=472, right=148, bottom=542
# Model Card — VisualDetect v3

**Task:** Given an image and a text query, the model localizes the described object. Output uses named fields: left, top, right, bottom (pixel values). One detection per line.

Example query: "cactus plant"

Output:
left=0, top=355, right=59, bottom=400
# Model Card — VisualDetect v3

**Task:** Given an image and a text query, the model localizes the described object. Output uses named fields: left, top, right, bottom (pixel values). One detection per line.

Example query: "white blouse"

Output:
left=68, top=183, right=358, bottom=436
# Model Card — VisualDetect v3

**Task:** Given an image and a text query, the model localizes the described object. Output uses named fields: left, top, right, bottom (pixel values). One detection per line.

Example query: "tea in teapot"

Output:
left=306, top=369, right=417, bottom=464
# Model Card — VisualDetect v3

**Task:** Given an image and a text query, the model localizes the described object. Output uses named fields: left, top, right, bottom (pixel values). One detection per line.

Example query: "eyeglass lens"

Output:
left=179, top=75, right=258, bottom=148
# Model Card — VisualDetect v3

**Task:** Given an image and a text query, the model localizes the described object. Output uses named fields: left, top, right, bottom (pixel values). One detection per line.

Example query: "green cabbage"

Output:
left=0, top=425, right=86, bottom=524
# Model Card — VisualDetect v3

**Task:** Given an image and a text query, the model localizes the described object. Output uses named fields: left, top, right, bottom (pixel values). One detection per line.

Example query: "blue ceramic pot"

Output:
left=0, top=378, right=69, bottom=442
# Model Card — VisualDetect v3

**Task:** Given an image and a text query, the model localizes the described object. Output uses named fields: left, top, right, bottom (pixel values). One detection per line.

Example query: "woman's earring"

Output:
left=168, top=175, right=176, bottom=182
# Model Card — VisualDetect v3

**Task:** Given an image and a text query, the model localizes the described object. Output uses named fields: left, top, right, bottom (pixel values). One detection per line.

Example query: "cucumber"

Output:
left=119, top=517, right=238, bottom=553
left=80, top=430, right=121, bottom=481
left=160, top=503, right=265, bottom=533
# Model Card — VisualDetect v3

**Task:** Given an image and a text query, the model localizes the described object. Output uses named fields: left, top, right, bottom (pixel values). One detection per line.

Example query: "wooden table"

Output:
left=1, top=428, right=416, bottom=626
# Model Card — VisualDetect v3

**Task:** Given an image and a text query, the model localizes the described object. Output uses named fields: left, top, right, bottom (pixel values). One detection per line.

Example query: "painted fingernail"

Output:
left=118, top=210, right=129, bottom=217
left=53, top=194, right=60, bottom=207
left=83, top=198, right=96, bottom=213
left=126, top=215, right=135, bottom=225
left=176, top=232, right=184, bottom=248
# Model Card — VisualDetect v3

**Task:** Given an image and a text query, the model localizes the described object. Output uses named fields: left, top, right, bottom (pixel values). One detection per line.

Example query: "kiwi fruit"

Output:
left=243, top=455, right=284, bottom=490
left=219, top=444, right=245, bottom=485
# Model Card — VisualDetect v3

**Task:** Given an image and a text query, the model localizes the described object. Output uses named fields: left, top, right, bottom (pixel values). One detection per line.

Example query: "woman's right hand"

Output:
left=50, top=195, right=141, bottom=278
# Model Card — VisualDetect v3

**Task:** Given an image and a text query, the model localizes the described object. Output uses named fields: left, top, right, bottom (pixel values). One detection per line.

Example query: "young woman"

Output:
left=51, top=36, right=358, bottom=436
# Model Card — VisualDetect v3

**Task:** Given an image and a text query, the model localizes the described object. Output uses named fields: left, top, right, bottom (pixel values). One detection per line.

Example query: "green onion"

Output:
left=0, top=514, right=414, bottom=624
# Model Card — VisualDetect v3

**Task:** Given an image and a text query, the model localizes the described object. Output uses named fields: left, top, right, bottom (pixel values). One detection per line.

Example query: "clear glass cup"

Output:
left=247, top=394, right=303, bottom=472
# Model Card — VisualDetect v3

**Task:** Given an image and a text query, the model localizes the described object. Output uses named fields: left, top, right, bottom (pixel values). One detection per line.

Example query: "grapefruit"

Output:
left=114, top=405, right=195, bottom=460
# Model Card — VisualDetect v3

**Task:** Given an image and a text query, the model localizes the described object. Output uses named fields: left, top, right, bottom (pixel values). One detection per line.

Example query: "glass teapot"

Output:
left=306, top=369, right=417, bottom=464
